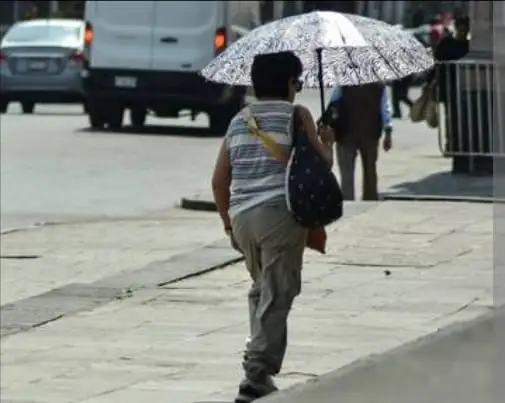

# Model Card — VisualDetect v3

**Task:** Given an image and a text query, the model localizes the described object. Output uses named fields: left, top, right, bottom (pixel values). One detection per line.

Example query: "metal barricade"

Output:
left=437, top=59, right=503, bottom=159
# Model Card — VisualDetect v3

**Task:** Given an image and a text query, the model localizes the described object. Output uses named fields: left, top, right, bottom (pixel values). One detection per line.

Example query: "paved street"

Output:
left=0, top=202, right=494, bottom=402
left=0, top=103, right=221, bottom=230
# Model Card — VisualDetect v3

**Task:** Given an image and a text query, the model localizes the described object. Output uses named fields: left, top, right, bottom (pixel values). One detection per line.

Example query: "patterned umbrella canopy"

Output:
left=201, top=11, right=434, bottom=89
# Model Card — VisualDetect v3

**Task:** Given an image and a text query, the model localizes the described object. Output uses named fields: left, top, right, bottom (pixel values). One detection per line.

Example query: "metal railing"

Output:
left=437, top=59, right=503, bottom=158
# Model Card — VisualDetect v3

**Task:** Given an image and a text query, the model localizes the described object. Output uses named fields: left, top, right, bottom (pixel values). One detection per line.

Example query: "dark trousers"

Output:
left=336, top=137, right=379, bottom=201
left=391, top=79, right=413, bottom=117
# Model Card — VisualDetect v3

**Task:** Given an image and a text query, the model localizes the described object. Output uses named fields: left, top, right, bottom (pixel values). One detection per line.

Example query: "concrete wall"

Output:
left=469, top=0, right=493, bottom=57
left=493, top=1, right=505, bottom=59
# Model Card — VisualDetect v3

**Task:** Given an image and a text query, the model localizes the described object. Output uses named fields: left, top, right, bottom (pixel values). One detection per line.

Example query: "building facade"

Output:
left=0, top=0, right=475, bottom=38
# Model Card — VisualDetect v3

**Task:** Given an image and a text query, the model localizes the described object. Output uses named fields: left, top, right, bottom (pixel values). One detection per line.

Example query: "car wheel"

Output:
left=130, top=108, right=147, bottom=129
left=0, top=100, right=8, bottom=114
left=21, top=102, right=35, bottom=114
left=106, top=106, right=124, bottom=131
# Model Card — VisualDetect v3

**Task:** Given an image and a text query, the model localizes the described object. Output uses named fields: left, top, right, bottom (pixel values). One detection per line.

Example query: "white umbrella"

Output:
left=201, top=11, right=434, bottom=111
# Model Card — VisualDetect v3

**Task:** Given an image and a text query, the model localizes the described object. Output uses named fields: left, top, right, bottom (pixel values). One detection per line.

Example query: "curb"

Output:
left=382, top=194, right=503, bottom=204
left=180, top=197, right=217, bottom=212
left=181, top=195, right=504, bottom=211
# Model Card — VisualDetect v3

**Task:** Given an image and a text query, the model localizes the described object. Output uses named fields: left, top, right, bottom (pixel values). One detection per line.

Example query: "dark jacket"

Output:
left=338, top=83, right=384, bottom=143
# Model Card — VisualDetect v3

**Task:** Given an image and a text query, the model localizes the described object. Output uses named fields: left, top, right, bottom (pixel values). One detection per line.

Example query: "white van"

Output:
left=83, top=1, right=259, bottom=132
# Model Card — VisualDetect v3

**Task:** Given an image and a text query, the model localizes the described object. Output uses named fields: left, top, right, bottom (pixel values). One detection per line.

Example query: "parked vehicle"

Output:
left=0, top=19, right=88, bottom=114
left=83, top=1, right=255, bottom=133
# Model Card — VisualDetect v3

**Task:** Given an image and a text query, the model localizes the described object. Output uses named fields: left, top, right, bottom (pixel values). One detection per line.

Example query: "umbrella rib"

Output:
left=372, top=46, right=404, bottom=80
left=331, top=19, right=361, bottom=85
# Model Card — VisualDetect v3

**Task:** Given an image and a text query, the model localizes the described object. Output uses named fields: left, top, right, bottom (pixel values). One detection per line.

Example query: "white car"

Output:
left=83, top=1, right=257, bottom=132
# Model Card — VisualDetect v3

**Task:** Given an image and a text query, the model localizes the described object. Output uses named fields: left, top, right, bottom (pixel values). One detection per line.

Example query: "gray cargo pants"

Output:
left=231, top=199, right=306, bottom=381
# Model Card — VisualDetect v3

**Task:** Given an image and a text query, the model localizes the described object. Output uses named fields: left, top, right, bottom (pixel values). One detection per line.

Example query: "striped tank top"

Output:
left=226, top=100, right=294, bottom=219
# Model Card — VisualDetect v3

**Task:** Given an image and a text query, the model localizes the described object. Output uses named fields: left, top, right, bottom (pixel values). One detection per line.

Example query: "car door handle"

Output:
left=160, top=37, right=178, bottom=44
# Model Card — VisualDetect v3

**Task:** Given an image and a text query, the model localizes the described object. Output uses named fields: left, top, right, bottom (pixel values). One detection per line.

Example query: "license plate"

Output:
left=115, top=76, right=137, bottom=88
left=28, top=60, right=47, bottom=70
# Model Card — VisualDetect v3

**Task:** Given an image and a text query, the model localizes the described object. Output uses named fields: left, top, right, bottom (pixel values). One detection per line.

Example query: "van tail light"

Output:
left=70, top=50, right=87, bottom=64
left=84, top=22, right=93, bottom=45
left=214, top=27, right=227, bottom=55
left=0, top=50, right=5, bottom=62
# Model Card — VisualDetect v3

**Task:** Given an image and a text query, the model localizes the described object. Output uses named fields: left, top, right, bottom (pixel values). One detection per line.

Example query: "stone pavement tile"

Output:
left=80, top=387, right=205, bottom=403
left=96, top=239, right=242, bottom=291
left=0, top=209, right=224, bottom=305
left=260, top=312, right=504, bottom=403
left=1, top=401, right=39, bottom=403
left=0, top=240, right=241, bottom=337
left=0, top=204, right=377, bottom=336
left=0, top=202, right=493, bottom=403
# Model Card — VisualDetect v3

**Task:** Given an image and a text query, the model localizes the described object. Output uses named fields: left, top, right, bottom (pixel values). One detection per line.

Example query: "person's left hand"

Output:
left=383, top=128, right=393, bottom=152
left=317, top=124, right=335, bottom=145
left=226, top=228, right=242, bottom=253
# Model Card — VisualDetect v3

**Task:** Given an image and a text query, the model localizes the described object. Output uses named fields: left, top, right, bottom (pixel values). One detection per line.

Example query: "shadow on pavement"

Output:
left=385, top=170, right=493, bottom=200
left=75, top=124, right=224, bottom=138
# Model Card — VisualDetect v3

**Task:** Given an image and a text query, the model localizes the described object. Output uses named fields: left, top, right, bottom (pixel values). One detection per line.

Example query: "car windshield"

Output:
left=5, top=24, right=80, bottom=43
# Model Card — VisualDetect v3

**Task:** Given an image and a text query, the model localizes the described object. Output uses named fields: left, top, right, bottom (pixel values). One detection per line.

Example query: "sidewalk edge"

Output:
left=259, top=307, right=497, bottom=402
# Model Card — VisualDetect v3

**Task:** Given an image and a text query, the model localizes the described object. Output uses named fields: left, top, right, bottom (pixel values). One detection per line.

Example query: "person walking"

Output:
left=391, top=74, right=414, bottom=118
left=428, top=15, right=470, bottom=107
left=211, top=51, right=334, bottom=403
left=427, top=15, right=470, bottom=168
left=329, top=82, right=393, bottom=200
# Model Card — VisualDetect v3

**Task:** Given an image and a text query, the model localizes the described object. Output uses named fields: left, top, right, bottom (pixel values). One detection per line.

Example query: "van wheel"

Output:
left=87, top=102, right=106, bottom=130
left=21, top=101, right=35, bottom=114
left=88, top=111, right=106, bottom=130
left=106, top=107, right=124, bottom=131
left=130, top=108, right=147, bottom=129
left=0, top=100, right=7, bottom=114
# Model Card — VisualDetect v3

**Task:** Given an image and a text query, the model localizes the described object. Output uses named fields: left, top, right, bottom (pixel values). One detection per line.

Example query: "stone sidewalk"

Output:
left=0, top=201, right=493, bottom=403
left=0, top=209, right=226, bottom=306
left=261, top=311, right=504, bottom=403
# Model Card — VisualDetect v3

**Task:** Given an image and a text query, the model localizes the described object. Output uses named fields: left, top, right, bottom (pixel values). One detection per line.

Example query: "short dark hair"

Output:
left=455, top=15, right=470, bottom=29
left=251, top=51, right=303, bottom=99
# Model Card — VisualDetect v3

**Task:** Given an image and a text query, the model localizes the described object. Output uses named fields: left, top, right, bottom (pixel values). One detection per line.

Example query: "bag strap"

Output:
left=242, top=107, right=290, bottom=163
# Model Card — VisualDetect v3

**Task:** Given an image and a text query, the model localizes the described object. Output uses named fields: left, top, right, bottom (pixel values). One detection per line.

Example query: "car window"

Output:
left=5, top=24, right=81, bottom=43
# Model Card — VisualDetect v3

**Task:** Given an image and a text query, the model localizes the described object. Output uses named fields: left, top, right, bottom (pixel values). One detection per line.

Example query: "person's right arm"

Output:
left=294, top=105, right=334, bottom=167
